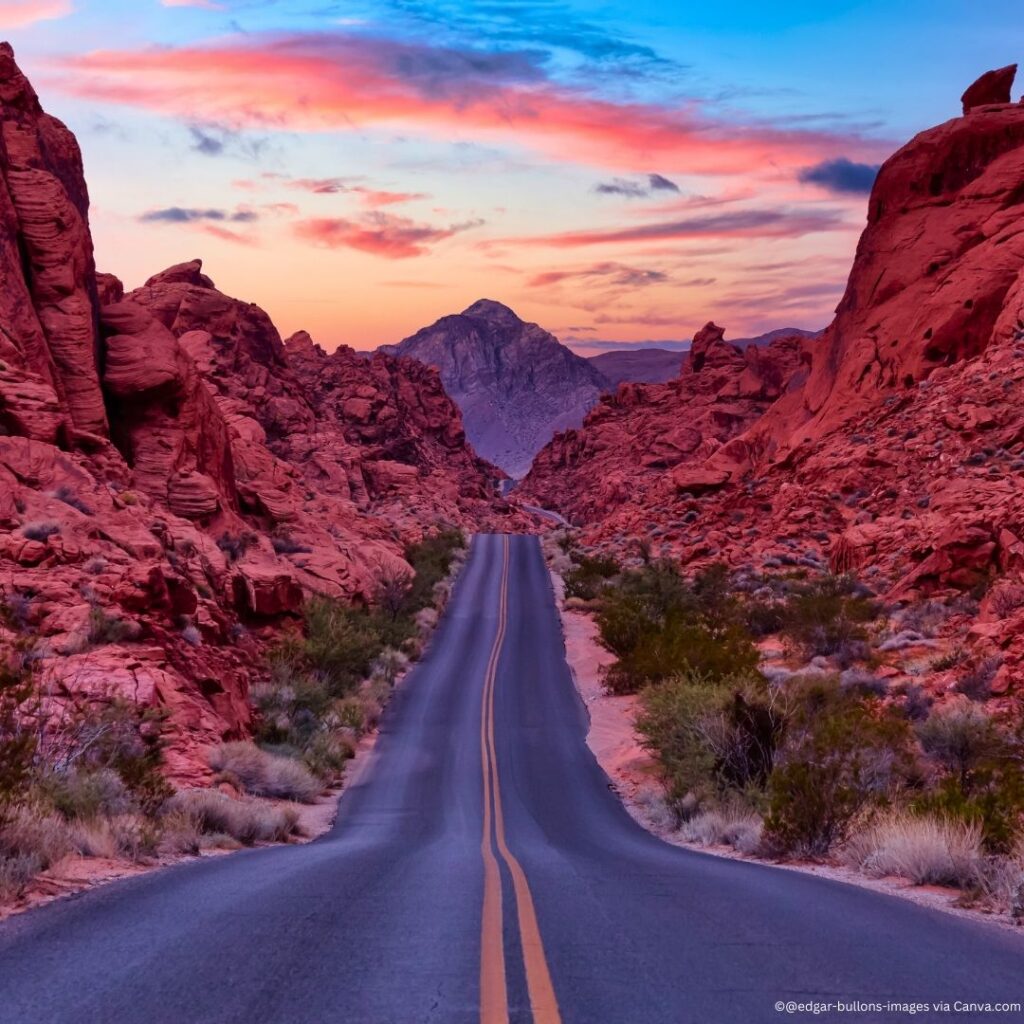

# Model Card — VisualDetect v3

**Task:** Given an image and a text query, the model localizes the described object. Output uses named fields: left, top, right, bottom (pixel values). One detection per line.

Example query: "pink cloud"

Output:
left=0, top=0, right=72, bottom=29
left=293, top=212, right=482, bottom=258
left=49, top=33, right=891, bottom=174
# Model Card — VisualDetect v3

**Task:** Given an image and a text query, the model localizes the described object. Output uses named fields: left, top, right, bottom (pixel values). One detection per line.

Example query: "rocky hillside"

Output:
left=522, top=65, right=1024, bottom=690
left=381, top=300, right=609, bottom=477
left=0, top=45, right=516, bottom=781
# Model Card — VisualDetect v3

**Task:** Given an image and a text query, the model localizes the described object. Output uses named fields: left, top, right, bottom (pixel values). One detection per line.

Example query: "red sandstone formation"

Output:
left=0, top=47, right=514, bottom=782
left=522, top=323, right=809, bottom=523
left=523, top=66, right=1024, bottom=695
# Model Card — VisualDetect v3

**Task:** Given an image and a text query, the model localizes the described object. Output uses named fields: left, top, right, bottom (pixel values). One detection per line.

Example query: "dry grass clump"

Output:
left=69, top=814, right=159, bottom=863
left=842, top=812, right=982, bottom=887
left=677, top=803, right=763, bottom=855
left=167, top=789, right=299, bottom=845
left=0, top=804, right=73, bottom=898
left=208, top=742, right=321, bottom=803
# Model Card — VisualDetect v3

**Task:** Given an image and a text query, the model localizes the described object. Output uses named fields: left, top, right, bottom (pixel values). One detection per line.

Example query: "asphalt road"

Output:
left=1, top=534, right=1022, bottom=1024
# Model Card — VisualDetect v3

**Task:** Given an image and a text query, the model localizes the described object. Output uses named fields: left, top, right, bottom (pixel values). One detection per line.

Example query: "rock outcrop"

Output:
left=522, top=323, right=809, bottom=523
left=381, top=300, right=609, bottom=478
left=524, top=66, right=1024, bottom=694
left=0, top=48, right=517, bottom=782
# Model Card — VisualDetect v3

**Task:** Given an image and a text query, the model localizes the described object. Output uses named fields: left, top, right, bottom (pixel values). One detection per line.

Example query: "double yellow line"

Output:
left=479, top=535, right=561, bottom=1024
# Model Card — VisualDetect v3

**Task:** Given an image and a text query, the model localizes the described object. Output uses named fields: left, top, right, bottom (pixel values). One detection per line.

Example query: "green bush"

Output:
left=402, top=528, right=465, bottom=614
left=780, top=575, right=878, bottom=661
left=636, top=674, right=723, bottom=811
left=301, top=598, right=409, bottom=696
left=636, top=673, right=782, bottom=813
left=605, top=613, right=759, bottom=695
left=564, top=555, right=619, bottom=601
left=763, top=679, right=913, bottom=857
left=42, top=768, right=133, bottom=820
left=913, top=699, right=1024, bottom=852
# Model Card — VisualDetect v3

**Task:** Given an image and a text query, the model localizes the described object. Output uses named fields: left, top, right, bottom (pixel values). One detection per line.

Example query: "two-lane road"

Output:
left=1, top=535, right=1022, bottom=1023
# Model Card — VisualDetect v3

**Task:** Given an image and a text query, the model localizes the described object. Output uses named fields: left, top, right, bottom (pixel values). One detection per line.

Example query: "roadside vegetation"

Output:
left=551, top=532, right=1024, bottom=921
left=0, top=528, right=465, bottom=905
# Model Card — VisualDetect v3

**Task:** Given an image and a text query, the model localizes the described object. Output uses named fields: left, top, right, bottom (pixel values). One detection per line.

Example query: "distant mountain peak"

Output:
left=460, top=298, right=523, bottom=324
left=382, top=303, right=607, bottom=477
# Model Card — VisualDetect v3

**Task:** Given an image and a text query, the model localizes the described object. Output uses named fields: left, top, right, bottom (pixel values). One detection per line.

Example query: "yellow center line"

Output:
left=479, top=535, right=562, bottom=1024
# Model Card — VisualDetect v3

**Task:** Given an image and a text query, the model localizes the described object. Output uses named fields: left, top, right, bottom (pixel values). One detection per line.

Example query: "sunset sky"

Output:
left=4, top=1, right=1022, bottom=353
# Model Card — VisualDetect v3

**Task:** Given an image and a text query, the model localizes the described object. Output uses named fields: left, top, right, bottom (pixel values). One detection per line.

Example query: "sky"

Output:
left=3, top=1, right=1022, bottom=354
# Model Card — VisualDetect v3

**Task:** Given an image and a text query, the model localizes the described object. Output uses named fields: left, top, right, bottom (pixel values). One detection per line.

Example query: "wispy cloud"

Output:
left=233, top=173, right=428, bottom=208
left=50, top=32, right=889, bottom=174
left=499, top=207, right=850, bottom=248
left=528, top=261, right=668, bottom=288
left=0, top=0, right=72, bottom=29
left=139, top=206, right=257, bottom=223
left=594, top=173, right=679, bottom=198
left=798, top=157, right=879, bottom=195
left=293, top=211, right=483, bottom=258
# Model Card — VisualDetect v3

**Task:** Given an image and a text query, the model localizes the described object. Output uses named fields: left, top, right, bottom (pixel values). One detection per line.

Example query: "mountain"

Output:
left=586, top=348, right=682, bottom=386
left=381, top=300, right=609, bottom=477
left=731, top=326, right=821, bottom=349
left=0, top=46, right=517, bottom=781
left=522, top=65, right=1024, bottom=688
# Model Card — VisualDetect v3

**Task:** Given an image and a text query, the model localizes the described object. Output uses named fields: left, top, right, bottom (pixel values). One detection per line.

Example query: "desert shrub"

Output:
left=636, top=672, right=781, bottom=813
left=636, top=675, right=722, bottom=812
left=21, top=521, right=59, bottom=542
left=677, top=799, right=763, bottom=854
left=564, top=555, right=619, bottom=601
left=87, top=606, right=138, bottom=645
left=49, top=485, right=93, bottom=516
left=209, top=741, right=321, bottom=803
left=401, top=528, right=465, bottom=614
left=931, top=647, right=969, bottom=672
left=780, top=575, right=878, bottom=662
left=763, top=679, right=914, bottom=857
left=217, top=531, right=258, bottom=563
left=42, top=768, right=133, bottom=820
left=271, top=535, right=312, bottom=555
left=917, top=698, right=1003, bottom=791
left=301, top=730, right=355, bottom=781
left=0, top=663, right=36, bottom=826
left=39, top=700, right=173, bottom=815
left=912, top=701, right=1024, bottom=852
left=989, top=583, right=1024, bottom=619
left=956, top=655, right=1003, bottom=701
left=167, top=789, right=299, bottom=845
left=0, top=803, right=72, bottom=873
left=978, top=842, right=1024, bottom=921
left=69, top=814, right=159, bottom=863
left=605, top=615, right=758, bottom=695
left=299, top=598, right=407, bottom=695
left=842, top=811, right=982, bottom=887
left=744, top=599, right=787, bottom=638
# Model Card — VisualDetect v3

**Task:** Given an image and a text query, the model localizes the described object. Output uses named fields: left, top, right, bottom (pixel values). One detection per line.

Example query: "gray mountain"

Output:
left=381, top=300, right=608, bottom=478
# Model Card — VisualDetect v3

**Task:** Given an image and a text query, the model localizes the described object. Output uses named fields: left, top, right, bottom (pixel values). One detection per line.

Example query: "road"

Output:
left=0, top=534, right=1022, bottom=1023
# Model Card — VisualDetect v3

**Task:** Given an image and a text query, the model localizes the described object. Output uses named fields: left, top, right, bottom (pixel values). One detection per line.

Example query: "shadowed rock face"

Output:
left=523, top=67, right=1024, bottom=694
left=0, top=48, right=519, bottom=782
left=382, top=299, right=609, bottom=478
